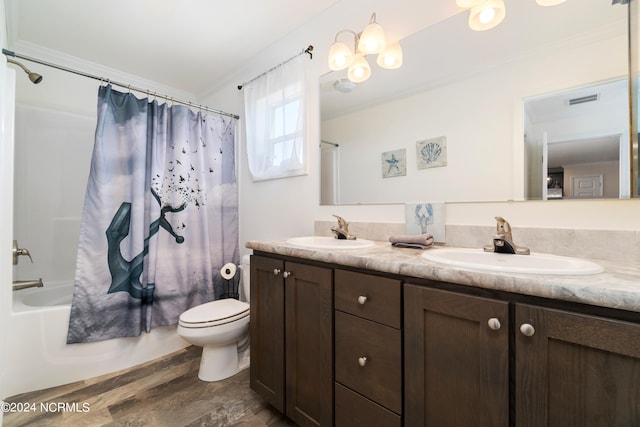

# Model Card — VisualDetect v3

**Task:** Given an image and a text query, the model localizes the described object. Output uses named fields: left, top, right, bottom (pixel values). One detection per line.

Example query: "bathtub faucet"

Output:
left=13, top=278, right=44, bottom=291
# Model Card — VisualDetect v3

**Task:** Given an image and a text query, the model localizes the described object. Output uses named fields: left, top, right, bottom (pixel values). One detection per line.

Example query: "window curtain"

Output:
left=244, top=55, right=308, bottom=181
left=67, top=85, right=239, bottom=343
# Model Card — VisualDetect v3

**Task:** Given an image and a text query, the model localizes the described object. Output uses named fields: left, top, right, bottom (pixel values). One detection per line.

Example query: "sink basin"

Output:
left=421, top=247, right=604, bottom=275
left=286, top=236, right=375, bottom=250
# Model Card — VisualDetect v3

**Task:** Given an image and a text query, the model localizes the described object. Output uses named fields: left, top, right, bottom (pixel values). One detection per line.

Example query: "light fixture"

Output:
left=348, top=55, right=372, bottom=83
left=328, top=32, right=355, bottom=71
left=327, top=12, right=403, bottom=83
left=468, top=0, right=506, bottom=31
left=357, top=13, right=386, bottom=55
left=377, top=41, right=403, bottom=70
left=460, top=0, right=568, bottom=31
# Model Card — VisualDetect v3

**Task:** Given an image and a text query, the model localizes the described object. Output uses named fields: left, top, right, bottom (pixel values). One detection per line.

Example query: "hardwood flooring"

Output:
left=2, top=346, right=296, bottom=427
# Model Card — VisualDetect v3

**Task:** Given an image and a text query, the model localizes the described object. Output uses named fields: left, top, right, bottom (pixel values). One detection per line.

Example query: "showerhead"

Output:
left=7, top=58, right=43, bottom=84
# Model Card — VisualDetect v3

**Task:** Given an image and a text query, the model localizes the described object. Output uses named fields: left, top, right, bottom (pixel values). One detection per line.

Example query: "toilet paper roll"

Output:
left=221, top=263, right=237, bottom=280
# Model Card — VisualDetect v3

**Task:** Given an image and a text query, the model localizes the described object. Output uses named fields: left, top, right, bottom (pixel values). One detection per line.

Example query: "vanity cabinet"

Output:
left=334, top=270, right=403, bottom=427
left=515, top=304, right=640, bottom=426
left=250, top=249, right=640, bottom=427
left=250, top=255, right=333, bottom=427
left=404, top=283, right=640, bottom=427
left=404, top=284, right=509, bottom=427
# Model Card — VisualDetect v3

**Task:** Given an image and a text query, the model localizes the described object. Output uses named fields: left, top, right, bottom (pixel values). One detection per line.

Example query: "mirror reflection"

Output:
left=524, top=78, right=629, bottom=200
left=320, top=0, right=629, bottom=205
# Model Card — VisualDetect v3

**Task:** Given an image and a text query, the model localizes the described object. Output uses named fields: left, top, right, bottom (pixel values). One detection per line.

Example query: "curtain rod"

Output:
left=2, top=48, right=240, bottom=120
left=237, top=45, right=313, bottom=90
left=321, top=140, right=339, bottom=147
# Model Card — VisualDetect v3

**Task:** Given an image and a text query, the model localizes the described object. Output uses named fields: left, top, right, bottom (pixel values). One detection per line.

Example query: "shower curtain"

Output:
left=67, top=85, right=238, bottom=343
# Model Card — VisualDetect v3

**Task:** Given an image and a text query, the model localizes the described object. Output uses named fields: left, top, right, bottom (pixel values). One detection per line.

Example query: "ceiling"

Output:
left=4, top=0, right=341, bottom=95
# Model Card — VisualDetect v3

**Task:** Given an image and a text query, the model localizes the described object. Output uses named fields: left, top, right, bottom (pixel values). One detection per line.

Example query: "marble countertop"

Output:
left=246, top=240, right=640, bottom=314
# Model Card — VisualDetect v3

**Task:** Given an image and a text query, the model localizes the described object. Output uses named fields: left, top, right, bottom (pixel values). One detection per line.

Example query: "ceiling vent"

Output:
left=568, top=94, right=599, bottom=106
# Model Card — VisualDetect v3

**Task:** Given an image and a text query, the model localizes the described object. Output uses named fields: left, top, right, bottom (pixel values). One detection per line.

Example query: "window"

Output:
left=244, top=55, right=308, bottom=181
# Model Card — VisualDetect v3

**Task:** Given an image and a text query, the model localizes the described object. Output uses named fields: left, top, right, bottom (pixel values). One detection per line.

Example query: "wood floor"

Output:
left=2, top=346, right=297, bottom=427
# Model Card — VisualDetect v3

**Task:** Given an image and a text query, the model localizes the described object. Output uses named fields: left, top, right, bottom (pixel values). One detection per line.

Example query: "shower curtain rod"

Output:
left=237, top=45, right=313, bottom=90
left=2, top=48, right=240, bottom=120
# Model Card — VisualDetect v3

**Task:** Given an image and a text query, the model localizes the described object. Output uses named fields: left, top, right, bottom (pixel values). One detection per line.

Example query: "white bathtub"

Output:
left=6, top=282, right=189, bottom=397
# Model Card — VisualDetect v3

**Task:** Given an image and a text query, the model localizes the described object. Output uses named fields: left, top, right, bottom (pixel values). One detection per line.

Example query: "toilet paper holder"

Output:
left=220, top=262, right=239, bottom=300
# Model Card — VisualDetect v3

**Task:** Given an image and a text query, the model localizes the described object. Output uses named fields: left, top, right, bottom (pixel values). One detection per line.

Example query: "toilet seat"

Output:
left=179, top=299, right=249, bottom=329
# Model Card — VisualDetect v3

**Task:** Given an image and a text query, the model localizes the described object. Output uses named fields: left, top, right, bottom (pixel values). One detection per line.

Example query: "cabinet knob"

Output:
left=357, top=295, right=368, bottom=305
left=283, top=271, right=291, bottom=279
left=487, top=317, right=501, bottom=331
left=520, top=323, right=536, bottom=337
left=273, top=269, right=281, bottom=276
left=358, top=356, right=368, bottom=367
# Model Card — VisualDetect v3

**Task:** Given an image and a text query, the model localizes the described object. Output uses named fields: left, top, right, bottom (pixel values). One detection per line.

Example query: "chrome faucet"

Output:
left=13, top=278, right=44, bottom=291
left=483, top=216, right=530, bottom=255
left=331, top=215, right=357, bottom=240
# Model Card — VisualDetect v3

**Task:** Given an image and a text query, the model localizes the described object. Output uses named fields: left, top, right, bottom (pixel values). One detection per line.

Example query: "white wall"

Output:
left=12, top=104, right=95, bottom=283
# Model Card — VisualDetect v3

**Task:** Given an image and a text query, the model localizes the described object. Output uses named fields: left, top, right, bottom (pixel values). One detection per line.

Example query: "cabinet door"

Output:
left=404, top=284, right=509, bottom=427
left=285, top=262, right=333, bottom=427
left=250, top=255, right=285, bottom=413
left=516, top=304, right=640, bottom=427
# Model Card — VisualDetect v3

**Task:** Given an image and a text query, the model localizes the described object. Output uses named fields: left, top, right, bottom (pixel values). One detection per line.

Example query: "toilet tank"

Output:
left=240, top=254, right=251, bottom=302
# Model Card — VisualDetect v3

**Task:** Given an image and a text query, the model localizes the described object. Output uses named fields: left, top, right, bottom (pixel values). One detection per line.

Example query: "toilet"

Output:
left=177, top=255, right=251, bottom=381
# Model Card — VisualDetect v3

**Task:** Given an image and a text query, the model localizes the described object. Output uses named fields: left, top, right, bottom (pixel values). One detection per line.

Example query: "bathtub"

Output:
left=6, top=282, right=189, bottom=397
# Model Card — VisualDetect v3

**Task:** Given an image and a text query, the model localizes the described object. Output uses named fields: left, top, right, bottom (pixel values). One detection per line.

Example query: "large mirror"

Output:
left=320, top=0, right=629, bottom=205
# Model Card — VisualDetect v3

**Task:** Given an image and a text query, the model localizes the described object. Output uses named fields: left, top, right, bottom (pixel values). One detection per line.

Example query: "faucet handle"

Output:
left=12, top=240, right=33, bottom=265
left=333, top=214, right=349, bottom=230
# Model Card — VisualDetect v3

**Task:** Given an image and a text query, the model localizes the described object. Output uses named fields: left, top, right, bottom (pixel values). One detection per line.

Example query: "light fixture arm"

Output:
left=333, top=29, right=360, bottom=53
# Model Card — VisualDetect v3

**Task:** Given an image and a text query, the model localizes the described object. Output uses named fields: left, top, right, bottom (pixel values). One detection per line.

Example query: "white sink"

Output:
left=286, top=236, right=375, bottom=250
left=421, top=247, right=604, bottom=275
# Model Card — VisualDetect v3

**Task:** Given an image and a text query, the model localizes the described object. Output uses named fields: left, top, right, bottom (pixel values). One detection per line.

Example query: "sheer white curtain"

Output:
left=244, top=55, right=308, bottom=181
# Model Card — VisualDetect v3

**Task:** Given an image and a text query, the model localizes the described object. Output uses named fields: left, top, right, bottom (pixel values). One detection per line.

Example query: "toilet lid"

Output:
left=179, top=298, right=249, bottom=328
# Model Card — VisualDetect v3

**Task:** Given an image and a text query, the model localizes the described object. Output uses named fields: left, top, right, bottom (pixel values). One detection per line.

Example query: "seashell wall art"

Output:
left=416, top=136, right=447, bottom=169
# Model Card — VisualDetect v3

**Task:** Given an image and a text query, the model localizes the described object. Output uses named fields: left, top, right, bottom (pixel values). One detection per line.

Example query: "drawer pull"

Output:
left=487, top=317, right=501, bottom=331
left=520, top=323, right=536, bottom=337
left=273, top=269, right=280, bottom=276
left=358, top=356, right=368, bottom=367
left=283, top=271, right=291, bottom=279
left=357, top=295, right=368, bottom=305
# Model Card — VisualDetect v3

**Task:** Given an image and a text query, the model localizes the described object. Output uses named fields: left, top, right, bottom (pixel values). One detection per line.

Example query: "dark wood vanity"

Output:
left=248, top=248, right=640, bottom=427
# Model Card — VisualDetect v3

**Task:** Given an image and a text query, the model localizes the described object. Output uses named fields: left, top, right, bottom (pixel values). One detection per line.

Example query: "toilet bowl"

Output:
left=177, top=255, right=251, bottom=381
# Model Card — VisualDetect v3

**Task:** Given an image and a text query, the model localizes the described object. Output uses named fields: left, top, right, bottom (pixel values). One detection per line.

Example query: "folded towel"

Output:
left=389, top=234, right=434, bottom=249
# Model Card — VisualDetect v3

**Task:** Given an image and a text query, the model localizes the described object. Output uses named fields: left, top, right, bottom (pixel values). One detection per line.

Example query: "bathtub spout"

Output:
left=13, top=278, right=44, bottom=291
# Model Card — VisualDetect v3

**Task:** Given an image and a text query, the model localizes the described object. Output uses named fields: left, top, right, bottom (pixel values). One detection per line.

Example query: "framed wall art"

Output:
left=381, top=148, right=406, bottom=178
left=416, top=136, right=447, bottom=169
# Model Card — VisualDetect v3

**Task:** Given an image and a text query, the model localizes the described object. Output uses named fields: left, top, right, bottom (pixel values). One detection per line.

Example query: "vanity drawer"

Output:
left=335, top=382, right=401, bottom=427
left=335, top=311, right=402, bottom=413
left=335, top=269, right=401, bottom=328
